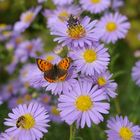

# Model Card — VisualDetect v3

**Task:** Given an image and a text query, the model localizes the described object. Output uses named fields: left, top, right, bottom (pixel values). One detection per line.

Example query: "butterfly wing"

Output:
left=36, top=57, right=72, bottom=83
left=57, top=57, right=72, bottom=81
left=57, top=57, right=72, bottom=71
left=44, top=65, right=58, bottom=83
left=44, top=65, right=67, bottom=82
left=36, top=58, right=53, bottom=72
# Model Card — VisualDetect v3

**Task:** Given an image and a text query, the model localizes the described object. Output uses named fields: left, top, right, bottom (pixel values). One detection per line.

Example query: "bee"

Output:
left=67, top=15, right=80, bottom=28
left=16, top=116, right=25, bottom=128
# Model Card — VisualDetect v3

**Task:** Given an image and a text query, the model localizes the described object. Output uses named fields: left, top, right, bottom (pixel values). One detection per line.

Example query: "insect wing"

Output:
left=36, top=58, right=53, bottom=72
left=58, top=57, right=72, bottom=71
left=44, top=67, right=57, bottom=83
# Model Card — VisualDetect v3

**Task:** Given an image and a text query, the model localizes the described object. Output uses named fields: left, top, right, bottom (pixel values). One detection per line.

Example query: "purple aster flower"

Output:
left=0, top=24, right=12, bottom=41
left=51, top=16, right=102, bottom=49
left=6, top=41, right=16, bottom=51
left=0, top=23, right=11, bottom=32
left=0, top=79, right=27, bottom=102
left=132, top=60, right=140, bottom=86
left=93, top=71, right=117, bottom=99
left=80, top=0, right=111, bottom=14
left=52, top=0, right=73, bottom=6
left=37, top=94, right=51, bottom=106
left=0, top=30, right=12, bottom=41
left=53, top=45, right=65, bottom=54
left=15, top=38, right=43, bottom=63
left=8, top=94, right=33, bottom=109
left=58, top=80, right=110, bottom=128
left=96, top=12, right=130, bottom=44
left=8, top=97, right=21, bottom=109
left=47, top=105, right=62, bottom=123
left=43, top=5, right=81, bottom=29
left=4, top=102, right=50, bottom=140
left=6, top=56, right=18, bottom=74
left=106, top=115, right=140, bottom=140
left=6, top=34, right=24, bottom=51
left=25, top=63, right=43, bottom=89
left=69, top=42, right=110, bottom=76
left=0, top=132, right=18, bottom=140
left=14, top=6, right=42, bottom=33
left=30, top=66, right=78, bottom=95
left=111, top=0, right=124, bottom=10
left=20, top=64, right=36, bottom=84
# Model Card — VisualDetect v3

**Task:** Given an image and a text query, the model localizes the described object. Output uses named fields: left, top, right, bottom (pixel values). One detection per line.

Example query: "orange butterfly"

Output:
left=36, top=57, right=72, bottom=83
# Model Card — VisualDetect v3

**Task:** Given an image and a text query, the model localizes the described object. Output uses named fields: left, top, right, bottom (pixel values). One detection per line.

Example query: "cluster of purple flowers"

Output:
left=1, top=0, right=140, bottom=140
left=132, top=60, right=140, bottom=87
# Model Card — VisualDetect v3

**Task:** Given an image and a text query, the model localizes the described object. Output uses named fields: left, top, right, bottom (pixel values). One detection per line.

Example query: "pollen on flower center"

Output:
left=23, top=12, right=34, bottom=23
left=2, top=31, right=11, bottom=37
left=24, top=94, right=32, bottom=101
left=83, top=49, right=97, bottom=63
left=58, top=11, right=69, bottom=21
left=51, top=106, right=60, bottom=116
left=106, top=22, right=117, bottom=32
left=119, top=127, right=133, bottom=140
left=91, top=0, right=101, bottom=4
left=67, top=24, right=86, bottom=39
left=16, top=97, right=24, bottom=105
left=46, top=55, right=55, bottom=62
left=97, top=77, right=106, bottom=86
left=17, top=114, right=35, bottom=130
left=75, top=95, right=93, bottom=111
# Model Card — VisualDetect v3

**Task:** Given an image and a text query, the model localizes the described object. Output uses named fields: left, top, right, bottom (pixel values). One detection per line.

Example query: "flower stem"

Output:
left=69, top=124, right=75, bottom=140
left=114, top=98, right=121, bottom=114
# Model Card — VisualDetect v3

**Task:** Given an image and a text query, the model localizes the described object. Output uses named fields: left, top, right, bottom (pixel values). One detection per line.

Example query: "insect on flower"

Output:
left=16, top=116, right=25, bottom=128
left=36, top=57, right=72, bottom=83
left=67, top=15, right=80, bottom=28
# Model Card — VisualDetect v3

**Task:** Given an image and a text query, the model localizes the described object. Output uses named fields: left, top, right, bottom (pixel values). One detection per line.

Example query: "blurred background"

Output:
left=0, top=0, right=140, bottom=139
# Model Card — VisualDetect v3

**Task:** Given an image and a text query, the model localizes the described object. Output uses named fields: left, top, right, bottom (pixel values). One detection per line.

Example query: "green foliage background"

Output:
left=0, top=0, right=140, bottom=139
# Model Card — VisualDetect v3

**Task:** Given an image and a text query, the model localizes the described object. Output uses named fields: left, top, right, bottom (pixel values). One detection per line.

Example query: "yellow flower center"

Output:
left=23, top=12, right=34, bottom=23
left=91, top=0, right=101, bottom=4
left=24, top=94, right=32, bottom=101
left=42, top=96, right=49, bottom=103
left=24, top=82, right=30, bottom=88
left=58, top=10, right=69, bottom=21
left=97, top=77, right=106, bottom=86
left=119, top=127, right=133, bottom=140
left=0, top=23, right=6, bottom=28
left=16, top=114, right=35, bottom=130
left=16, top=97, right=24, bottom=105
left=67, top=24, right=86, bottom=39
left=51, top=106, right=60, bottom=116
left=106, top=22, right=117, bottom=32
left=83, top=49, right=97, bottom=63
left=46, top=55, right=55, bottom=62
left=2, top=31, right=11, bottom=36
left=75, top=95, right=93, bottom=111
